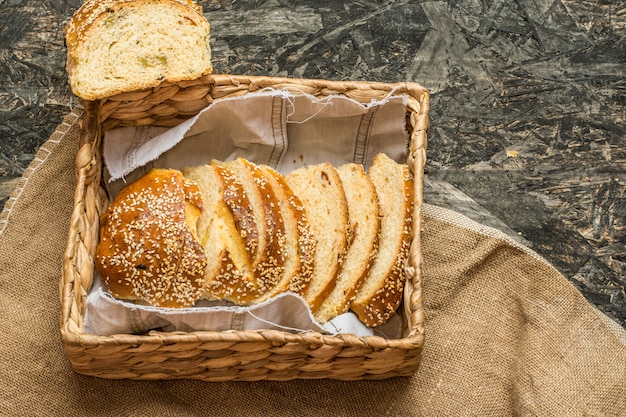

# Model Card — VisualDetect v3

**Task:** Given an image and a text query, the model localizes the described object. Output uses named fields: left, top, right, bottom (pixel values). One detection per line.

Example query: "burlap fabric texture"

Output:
left=1, top=109, right=624, bottom=416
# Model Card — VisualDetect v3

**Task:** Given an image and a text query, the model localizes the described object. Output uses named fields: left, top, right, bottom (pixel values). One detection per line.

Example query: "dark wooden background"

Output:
left=1, top=0, right=624, bottom=328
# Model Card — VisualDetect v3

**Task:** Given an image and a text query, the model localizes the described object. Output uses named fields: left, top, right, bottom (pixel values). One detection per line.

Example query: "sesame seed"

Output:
left=95, top=170, right=207, bottom=308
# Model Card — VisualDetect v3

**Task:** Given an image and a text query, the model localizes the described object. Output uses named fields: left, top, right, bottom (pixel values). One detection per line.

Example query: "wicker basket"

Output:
left=60, top=74, right=429, bottom=381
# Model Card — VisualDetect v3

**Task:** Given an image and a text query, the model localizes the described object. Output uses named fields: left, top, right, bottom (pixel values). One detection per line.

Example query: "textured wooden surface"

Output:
left=1, top=0, right=624, bottom=327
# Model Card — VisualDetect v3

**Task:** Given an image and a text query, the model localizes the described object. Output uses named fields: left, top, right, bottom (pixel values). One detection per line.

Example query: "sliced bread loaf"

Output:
left=65, top=0, right=212, bottom=100
left=351, top=154, right=414, bottom=327
left=315, top=163, right=380, bottom=323
left=285, top=163, right=349, bottom=313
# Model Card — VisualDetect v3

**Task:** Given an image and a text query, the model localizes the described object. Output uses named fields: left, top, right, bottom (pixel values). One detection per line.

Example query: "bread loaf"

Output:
left=315, top=163, right=380, bottom=323
left=96, top=156, right=413, bottom=327
left=285, top=163, right=350, bottom=313
left=65, top=0, right=212, bottom=100
left=350, top=154, right=414, bottom=327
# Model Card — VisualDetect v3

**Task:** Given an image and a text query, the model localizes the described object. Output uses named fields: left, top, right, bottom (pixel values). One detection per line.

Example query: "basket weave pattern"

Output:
left=61, top=74, right=429, bottom=381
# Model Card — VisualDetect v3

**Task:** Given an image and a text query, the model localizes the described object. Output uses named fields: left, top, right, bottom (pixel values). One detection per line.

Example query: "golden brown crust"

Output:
left=239, top=159, right=287, bottom=298
left=95, top=158, right=411, bottom=328
left=248, top=165, right=317, bottom=304
left=206, top=164, right=259, bottom=304
left=180, top=164, right=254, bottom=302
left=261, top=166, right=316, bottom=297
left=65, top=0, right=203, bottom=50
left=204, top=159, right=289, bottom=305
left=214, top=164, right=260, bottom=264
left=95, top=168, right=207, bottom=308
left=207, top=251, right=257, bottom=303
left=351, top=159, right=414, bottom=327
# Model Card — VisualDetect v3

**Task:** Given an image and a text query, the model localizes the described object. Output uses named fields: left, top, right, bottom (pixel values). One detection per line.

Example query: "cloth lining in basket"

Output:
left=88, top=90, right=410, bottom=337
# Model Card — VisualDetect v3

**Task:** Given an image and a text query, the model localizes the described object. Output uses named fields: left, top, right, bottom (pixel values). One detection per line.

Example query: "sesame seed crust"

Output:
left=94, top=157, right=412, bottom=329
left=205, top=158, right=289, bottom=305
left=95, top=168, right=207, bottom=308
left=351, top=155, right=414, bottom=327
left=213, top=164, right=260, bottom=262
left=240, top=159, right=286, bottom=291
left=262, top=166, right=316, bottom=296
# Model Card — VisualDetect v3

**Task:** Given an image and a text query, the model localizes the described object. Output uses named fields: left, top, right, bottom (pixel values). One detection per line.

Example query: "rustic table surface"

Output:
left=1, top=0, right=624, bottom=328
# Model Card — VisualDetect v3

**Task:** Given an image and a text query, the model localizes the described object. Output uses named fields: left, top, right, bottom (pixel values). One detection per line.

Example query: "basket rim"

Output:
left=61, top=324, right=425, bottom=349
left=101, top=73, right=430, bottom=105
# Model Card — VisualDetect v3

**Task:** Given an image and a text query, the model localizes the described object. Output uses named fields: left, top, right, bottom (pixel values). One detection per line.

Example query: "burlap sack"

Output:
left=1, top=109, right=624, bottom=416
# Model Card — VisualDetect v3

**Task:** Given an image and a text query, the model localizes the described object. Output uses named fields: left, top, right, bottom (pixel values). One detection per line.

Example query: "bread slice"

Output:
left=214, top=159, right=287, bottom=297
left=315, top=163, right=380, bottom=323
left=224, top=159, right=293, bottom=300
left=285, top=163, right=349, bottom=313
left=252, top=165, right=316, bottom=303
left=65, top=0, right=212, bottom=100
left=182, top=164, right=258, bottom=304
left=351, top=153, right=414, bottom=327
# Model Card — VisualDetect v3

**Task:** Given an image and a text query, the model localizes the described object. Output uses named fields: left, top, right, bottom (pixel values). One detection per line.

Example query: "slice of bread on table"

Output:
left=65, top=0, right=212, bottom=100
